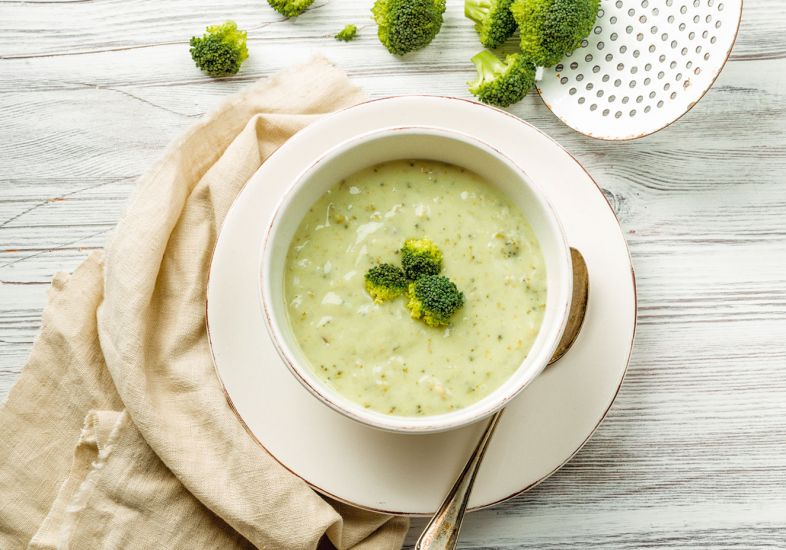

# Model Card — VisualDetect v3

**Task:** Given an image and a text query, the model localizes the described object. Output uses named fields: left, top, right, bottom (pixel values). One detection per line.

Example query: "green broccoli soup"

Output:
left=283, top=160, right=546, bottom=416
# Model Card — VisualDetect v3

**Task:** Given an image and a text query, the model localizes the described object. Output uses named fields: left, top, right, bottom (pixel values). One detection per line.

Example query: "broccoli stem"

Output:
left=465, top=0, right=492, bottom=23
left=471, top=50, right=505, bottom=82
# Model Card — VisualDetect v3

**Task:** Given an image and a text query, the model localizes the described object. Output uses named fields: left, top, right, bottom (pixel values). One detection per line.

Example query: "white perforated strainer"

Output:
left=536, top=0, right=742, bottom=140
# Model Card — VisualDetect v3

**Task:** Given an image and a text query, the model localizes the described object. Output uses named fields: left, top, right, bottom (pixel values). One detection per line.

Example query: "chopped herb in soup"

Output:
left=284, top=160, right=546, bottom=416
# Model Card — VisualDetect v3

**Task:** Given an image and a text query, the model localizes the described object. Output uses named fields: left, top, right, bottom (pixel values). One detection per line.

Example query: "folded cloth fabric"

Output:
left=0, top=56, right=409, bottom=550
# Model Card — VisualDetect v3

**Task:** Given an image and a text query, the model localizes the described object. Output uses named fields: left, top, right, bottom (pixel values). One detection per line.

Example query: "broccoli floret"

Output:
left=365, top=263, right=408, bottom=303
left=336, top=24, right=358, bottom=42
left=189, top=21, right=249, bottom=78
left=406, top=275, right=465, bottom=327
left=267, top=0, right=315, bottom=17
left=371, top=0, right=447, bottom=55
left=511, top=0, right=600, bottom=67
left=468, top=50, right=536, bottom=107
left=401, top=238, right=443, bottom=280
left=465, top=0, right=518, bottom=49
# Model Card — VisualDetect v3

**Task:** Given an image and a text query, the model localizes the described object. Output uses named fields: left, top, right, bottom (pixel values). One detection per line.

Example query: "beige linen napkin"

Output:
left=0, top=56, right=409, bottom=550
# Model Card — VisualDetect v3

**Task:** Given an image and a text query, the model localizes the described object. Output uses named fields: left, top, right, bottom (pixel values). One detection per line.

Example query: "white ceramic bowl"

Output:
left=260, top=127, right=572, bottom=433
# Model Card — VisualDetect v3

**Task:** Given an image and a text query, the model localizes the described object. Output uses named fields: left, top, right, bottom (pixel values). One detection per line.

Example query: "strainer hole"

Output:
left=705, top=14, right=712, bottom=23
left=686, top=60, right=693, bottom=69
left=570, top=62, right=579, bottom=69
left=681, top=47, right=688, bottom=55
left=569, top=87, right=577, bottom=95
left=710, top=36, right=717, bottom=44
left=603, top=108, right=610, bottom=116
left=651, top=25, right=658, bottom=34
left=561, top=77, right=569, bottom=84
left=696, top=45, right=703, bottom=53
left=715, top=20, right=722, bottom=28
left=705, top=52, right=711, bottom=60
left=676, top=73, right=683, bottom=81
left=614, top=79, right=622, bottom=87
left=633, top=49, right=641, bottom=58
left=593, top=65, right=601, bottom=73
left=615, top=111, right=622, bottom=118
left=636, top=95, right=643, bottom=103
left=670, top=40, right=678, bottom=49
left=622, top=96, right=630, bottom=104
left=689, top=32, right=695, bottom=39
left=657, top=100, right=664, bottom=108
left=556, top=64, right=564, bottom=72
left=602, top=74, right=610, bottom=82
left=664, top=83, right=671, bottom=91
left=585, top=54, right=594, bottom=62
left=649, top=45, right=656, bottom=53
left=719, top=2, right=725, bottom=10
left=576, top=73, right=584, bottom=82
left=629, top=80, right=636, bottom=88
left=611, top=32, right=618, bottom=41
left=645, top=63, right=652, bottom=70
left=606, top=53, right=614, bottom=61
left=630, top=109, right=637, bottom=117
left=670, top=61, right=678, bottom=69
left=649, top=91, right=656, bottom=98
left=661, top=33, right=668, bottom=41
left=644, top=105, right=651, bottom=113
left=639, top=15, right=647, bottom=23
left=670, top=91, right=677, bottom=99
left=642, top=0, right=649, bottom=7
left=617, top=63, right=625, bottom=71
left=693, top=15, right=700, bottom=23
left=609, top=95, right=616, bottom=103
left=620, top=45, right=627, bottom=53
left=626, top=25, right=633, bottom=34
left=615, top=0, right=622, bottom=7
left=658, top=71, right=665, bottom=79
left=667, top=15, right=675, bottom=23
left=578, top=97, right=586, bottom=104
left=680, top=5, right=687, bottom=14
left=597, top=90, right=605, bottom=97
left=610, top=16, right=618, bottom=23
left=597, top=42, right=605, bottom=50
left=590, top=103, right=597, bottom=111
left=644, top=77, right=651, bottom=84
left=631, top=66, right=638, bottom=74
left=586, top=83, right=594, bottom=90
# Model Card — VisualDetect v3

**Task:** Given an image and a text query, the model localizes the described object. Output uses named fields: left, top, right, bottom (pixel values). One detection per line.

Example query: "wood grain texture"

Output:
left=1, top=0, right=785, bottom=548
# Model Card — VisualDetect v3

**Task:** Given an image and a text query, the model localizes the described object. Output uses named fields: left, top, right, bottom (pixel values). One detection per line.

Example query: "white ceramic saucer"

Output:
left=207, top=96, right=636, bottom=516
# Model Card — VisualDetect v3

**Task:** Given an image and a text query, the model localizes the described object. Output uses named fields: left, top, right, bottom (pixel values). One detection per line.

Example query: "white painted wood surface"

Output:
left=1, top=0, right=785, bottom=547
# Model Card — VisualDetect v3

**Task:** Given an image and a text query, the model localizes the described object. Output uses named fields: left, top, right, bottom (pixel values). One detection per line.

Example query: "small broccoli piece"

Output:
left=406, top=275, right=465, bottom=327
left=465, top=0, right=517, bottom=49
left=336, top=24, right=358, bottom=42
left=371, top=0, right=447, bottom=55
left=401, top=238, right=443, bottom=280
left=365, top=263, right=408, bottom=303
left=511, top=0, right=600, bottom=67
left=267, top=0, right=315, bottom=17
left=189, top=21, right=249, bottom=78
left=468, top=50, right=536, bottom=107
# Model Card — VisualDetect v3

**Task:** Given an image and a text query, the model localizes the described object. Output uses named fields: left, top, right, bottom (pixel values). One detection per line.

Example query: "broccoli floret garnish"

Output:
left=406, top=275, right=465, bottom=327
left=267, top=0, right=315, bottom=17
left=468, top=50, right=536, bottom=107
left=189, top=21, right=249, bottom=78
left=465, top=0, right=518, bottom=49
left=371, top=0, right=447, bottom=56
left=401, top=238, right=443, bottom=280
left=336, top=24, right=358, bottom=42
left=365, top=263, right=408, bottom=303
left=511, top=0, right=600, bottom=68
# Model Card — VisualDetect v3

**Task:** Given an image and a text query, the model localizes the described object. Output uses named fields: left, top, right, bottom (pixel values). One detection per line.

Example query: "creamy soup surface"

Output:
left=284, top=160, right=546, bottom=416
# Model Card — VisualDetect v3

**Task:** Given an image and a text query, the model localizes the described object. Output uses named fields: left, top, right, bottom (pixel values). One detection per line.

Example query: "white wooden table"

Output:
left=2, top=1, right=785, bottom=547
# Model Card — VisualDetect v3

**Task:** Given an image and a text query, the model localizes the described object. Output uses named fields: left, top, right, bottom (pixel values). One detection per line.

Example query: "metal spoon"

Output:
left=415, top=248, right=590, bottom=550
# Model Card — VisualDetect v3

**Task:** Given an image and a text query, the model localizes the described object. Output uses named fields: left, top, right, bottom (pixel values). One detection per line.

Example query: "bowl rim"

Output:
left=259, top=125, right=573, bottom=433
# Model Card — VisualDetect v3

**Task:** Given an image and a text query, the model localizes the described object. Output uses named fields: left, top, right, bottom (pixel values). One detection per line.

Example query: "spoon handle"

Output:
left=415, top=410, right=504, bottom=549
